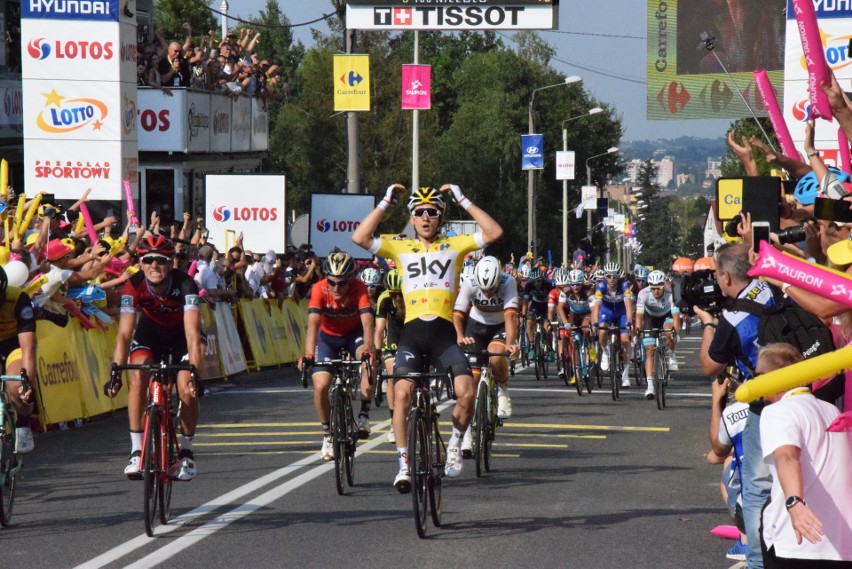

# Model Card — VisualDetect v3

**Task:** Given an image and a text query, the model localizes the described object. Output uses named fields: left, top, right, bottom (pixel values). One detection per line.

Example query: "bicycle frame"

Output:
left=465, top=350, right=509, bottom=477
left=0, top=369, right=30, bottom=527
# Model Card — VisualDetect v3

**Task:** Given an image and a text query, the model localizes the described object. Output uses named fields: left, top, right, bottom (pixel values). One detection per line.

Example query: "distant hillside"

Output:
left=621, top=136, right=728, bottom=196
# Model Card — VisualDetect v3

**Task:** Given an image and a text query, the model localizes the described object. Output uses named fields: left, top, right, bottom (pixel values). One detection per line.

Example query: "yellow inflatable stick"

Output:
left=13, top=193, right=26, bottom=237
left=0, top=159, right=7, bottom=199
left=109, top=235, right=126, bottom=256
left=23, top=273, right=49, bottom=296
left=735, top=345, right=852, bottom=403
left=18, top=193, right=42, bottom=239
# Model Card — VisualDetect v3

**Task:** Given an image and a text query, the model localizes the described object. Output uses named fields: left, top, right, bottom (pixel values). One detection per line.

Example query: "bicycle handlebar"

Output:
left=106, top=362, right=203, bottom=398
left=300, top=357, right=374, bottom=389
left=0, top=369, right=30, bottom=396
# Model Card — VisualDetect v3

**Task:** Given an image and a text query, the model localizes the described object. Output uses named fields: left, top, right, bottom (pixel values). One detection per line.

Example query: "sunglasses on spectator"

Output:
left=413, top=207, right=441, bottom=219
left=141, top=255, right=171, bottom=266
left=327, top=278, right=350, bottom=288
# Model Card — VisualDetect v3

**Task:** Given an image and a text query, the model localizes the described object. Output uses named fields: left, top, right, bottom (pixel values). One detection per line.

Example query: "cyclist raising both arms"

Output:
left=352, top=184, right=502, bottom=492
left=0, top=266, right=37, bottom=454
left=106, top=235, right=204, bottom=481
left=299, top=250, right=376, bottom=460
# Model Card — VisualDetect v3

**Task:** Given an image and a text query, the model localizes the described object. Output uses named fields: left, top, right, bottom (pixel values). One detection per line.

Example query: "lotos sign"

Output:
left=310, top=194, right=376, bottom=259
left=205, top=175, right=286, bottom=253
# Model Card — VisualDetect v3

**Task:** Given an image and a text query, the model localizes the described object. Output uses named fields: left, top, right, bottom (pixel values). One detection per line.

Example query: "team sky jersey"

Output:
left=0, top=287, right=36, bottom=351
left=523, top=280, right=554, bottom=306
left=370, top=233, right=484, bottom=323
left=453, top=273, right=519, bottom=326
left=593, top=279, right=633, bottom=308
left=560, top=290, right=592, bottom=315
left=120, top=270, right=200, bottom=328
left=308, top=277, right=373, bottom=337
left=635, top=286, right=679, bottom=317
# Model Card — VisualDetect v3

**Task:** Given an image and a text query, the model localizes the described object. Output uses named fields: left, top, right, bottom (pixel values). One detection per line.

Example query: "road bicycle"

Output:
left=600, top=324, right=630, bottom=401
left=387, top=367, right=454, bottom=538
left=302, top=354, right=372, bottom=495
left=109, top=360, right=201, bottom=537
left=0, top=369, right=30, bottom=527
left=568, top=324, right=595, bottom=395
left=532, top=315, right=550, bottom=381
left=465, top=350, right=509, bottom=477
left=631, top=336, right=647, bottom=387
left=518, top=313, right=530, bottom=369
left=640, top=328, right=673, bottom=410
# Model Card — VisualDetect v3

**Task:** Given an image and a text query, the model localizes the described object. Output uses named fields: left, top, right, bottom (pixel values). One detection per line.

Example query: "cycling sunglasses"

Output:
left=605, top=274, right=619, bottom=279
left=412, top=207, right=441, bottom=219
left=141, top=255, right=171, bottom=266
left=650, top=286, right=665, bottom=291
left=327, top=277, right=350, bottom=288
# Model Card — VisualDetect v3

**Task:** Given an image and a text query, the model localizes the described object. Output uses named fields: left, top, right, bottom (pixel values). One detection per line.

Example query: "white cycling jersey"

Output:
left=636, top=286, right=679, bottom=318
left=453, top=272, right=519, bottom=326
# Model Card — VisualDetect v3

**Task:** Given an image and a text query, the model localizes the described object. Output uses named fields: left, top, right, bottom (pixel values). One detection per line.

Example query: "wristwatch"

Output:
left=785, top=496, right=805, bottom=510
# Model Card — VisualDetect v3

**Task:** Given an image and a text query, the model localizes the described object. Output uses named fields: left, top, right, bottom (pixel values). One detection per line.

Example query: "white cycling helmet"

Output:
left=567, top=269, right=585, bottom=285
left=518, top=264, right=532, bottom=279
left=593, top=269, right=605, bottom=281
left=473, top=256, right=501, bottom=290
left=359, top=267, right=381, bottom=286
left=554, top=269, right=571, bottom=286
left=603, top=262, right=622, bottom=277
left=647, top=270, right=667, bottom=286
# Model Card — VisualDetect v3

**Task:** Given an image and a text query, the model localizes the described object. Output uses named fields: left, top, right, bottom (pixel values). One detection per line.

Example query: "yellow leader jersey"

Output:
left=370, top=233, right=485, bottom=323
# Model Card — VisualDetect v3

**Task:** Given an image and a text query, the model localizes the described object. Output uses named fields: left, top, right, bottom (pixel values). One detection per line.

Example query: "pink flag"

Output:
left=792, top=0, right=832, bottom=121
left=401, top=64, right=431, bottom=110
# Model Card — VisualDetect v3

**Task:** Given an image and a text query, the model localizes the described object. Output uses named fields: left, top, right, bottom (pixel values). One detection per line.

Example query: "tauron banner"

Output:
left=646, top=0, right=785, bottom=120
left=401, top=64, right=431, bottom=110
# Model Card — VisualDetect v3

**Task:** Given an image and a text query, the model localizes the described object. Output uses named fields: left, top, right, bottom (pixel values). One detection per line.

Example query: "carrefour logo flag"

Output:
left=521, top=134, right=544, bottom=171
left=334, top=54, right=370, bottom=112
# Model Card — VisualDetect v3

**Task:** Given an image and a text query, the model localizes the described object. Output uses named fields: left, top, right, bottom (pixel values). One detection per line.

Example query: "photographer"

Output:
left=695, top=242, right=778, bottom=569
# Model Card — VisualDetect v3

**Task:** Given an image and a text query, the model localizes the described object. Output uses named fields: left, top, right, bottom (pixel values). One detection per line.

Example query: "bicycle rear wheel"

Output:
left=632, top=342, right=646, bottom=387
left=344, top=395, right=356, bottom=487
left=571, top=343, right=583, bottom=396
left=429, top=416, right=444, bottom=528
left=609, top=342, right=619, bottom=401
left=483, top=382, right=497, bottom=473
left=330, top=388, right=346, bottom=496
left=540, top=335, right=550, bottom=379
left=654, top=348, right=666, bottom=410
left=159, top=411, right=177, bottom=525
left=143, top=410, right=160, bottom=537
left=473, top=382, right=486, bottom=478
left=408, top=407, right=429, bottom=538
left=0, top=415, right=17, bottom=527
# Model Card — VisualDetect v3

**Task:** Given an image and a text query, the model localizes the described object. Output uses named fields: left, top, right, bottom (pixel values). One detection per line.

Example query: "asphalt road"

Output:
left=3, top=330, right=747, bottom=569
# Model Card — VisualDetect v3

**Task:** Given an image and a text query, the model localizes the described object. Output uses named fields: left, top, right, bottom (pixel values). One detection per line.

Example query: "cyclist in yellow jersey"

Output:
left=352, top=183, right=502, bottom=492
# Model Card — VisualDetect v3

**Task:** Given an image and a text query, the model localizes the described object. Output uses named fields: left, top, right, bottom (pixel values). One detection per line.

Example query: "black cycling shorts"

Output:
left=463, top=318, right=506, bottom=370
left=393, top=318, right=472, bottom=378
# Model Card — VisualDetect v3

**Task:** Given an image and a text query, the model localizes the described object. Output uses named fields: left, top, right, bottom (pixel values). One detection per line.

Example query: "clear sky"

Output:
left=226, top=0, right=733, bottom=142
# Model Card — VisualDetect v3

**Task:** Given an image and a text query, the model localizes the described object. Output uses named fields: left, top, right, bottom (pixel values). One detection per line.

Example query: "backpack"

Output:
left=729, top=297, right=835, bottom=363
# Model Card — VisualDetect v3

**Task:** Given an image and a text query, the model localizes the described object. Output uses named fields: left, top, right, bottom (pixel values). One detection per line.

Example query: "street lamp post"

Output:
left=585, top=146, right=619, bottom=245
left=561, top=107, right=603, bottom=267
left=528, top=76, right=582, bottom=258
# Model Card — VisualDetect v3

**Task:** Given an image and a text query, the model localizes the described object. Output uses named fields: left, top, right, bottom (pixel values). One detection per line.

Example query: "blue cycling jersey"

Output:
left=593, top=279, right=633, bottom=308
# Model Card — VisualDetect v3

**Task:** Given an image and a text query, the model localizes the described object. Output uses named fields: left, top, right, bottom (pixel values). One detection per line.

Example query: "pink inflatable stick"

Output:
left=839, top=128, right=851, bottom=174
left=792, top=0, right=832, bottom=121
left=748, top=241, right=852, bottom=309
left=79, top=202, right=99, bottom=246
left=754, top=70, right=799, bottom=162
left=123, top=180, right=139, bottom=226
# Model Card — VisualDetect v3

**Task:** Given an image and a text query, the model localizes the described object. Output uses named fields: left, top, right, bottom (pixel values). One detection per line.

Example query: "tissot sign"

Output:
left=345, top=0, right=559, bottom=30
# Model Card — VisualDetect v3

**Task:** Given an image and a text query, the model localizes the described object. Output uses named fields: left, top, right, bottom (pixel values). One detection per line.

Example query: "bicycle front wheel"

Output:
left=609, top=342, right=619, bottom=401
left=484, top=382, right=497, bottom=473
left=159, top=411, right=177, bottom=525
left=344, top=395, right=356, bottom=487
left=0, top=414, right=18, bottom=527
left=429, top=417, right=444, bottom=528
left=472, top=382, right=485, bottom=478
left=143, top=410, right=160, bottom=537
left=330, top=388, right=346, bottom=496
left=571, top=343, right=583, bottom=396
left=654, top=348, right=667, bottom=410
left=408, top=407, right=429, bottom=538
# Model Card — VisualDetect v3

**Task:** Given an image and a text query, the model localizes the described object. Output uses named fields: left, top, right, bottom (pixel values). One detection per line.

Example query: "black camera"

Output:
left=681, top=270, right=726, bottom=315
left=776, top=225, right=807, bottom=245
left=724, top=214, right=742, bottom=238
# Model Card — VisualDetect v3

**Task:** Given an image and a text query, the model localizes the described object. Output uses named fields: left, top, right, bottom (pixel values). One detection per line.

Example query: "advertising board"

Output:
left=205, top=175, right=287, bottom=253
left=310, top=194, right=376, bottom=259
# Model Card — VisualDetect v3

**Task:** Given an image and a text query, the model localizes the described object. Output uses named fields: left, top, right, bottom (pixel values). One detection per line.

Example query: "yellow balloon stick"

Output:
left=3, top=216, right=9, bottom=247
left=75, top=210, right=86, bottom=234
left=18, top=193, right=41, bottom=239
left=735, top=345, right=852, bottom=403
left=23, top=273, right=49, bottom=296
left=13, top=193, right=26, bottom=237
left=109, top=235, right=127, bottom=256
left=0, top=159, right=8, bottom=199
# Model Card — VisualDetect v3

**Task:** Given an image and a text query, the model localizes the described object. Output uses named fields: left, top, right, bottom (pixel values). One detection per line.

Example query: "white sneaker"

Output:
left=621, top=366, right=631, bottom=387
left=497, top=391, right=512, bottom=419
left=394, top=466, right=411, bottom=494
left=321, top=436, right=333, bottom=462
left=668, top=354, right=679, bottom=371
left=444, top=447, right=463, bottom=478
left=176, top=450, right=196, bottom=481
left=15, top=427, right=34, bottom=454
left=600, top=350, right=610, bottom=371
left=461, top=429, right=473, bottom=459
left=386, top=429, right=396, bottom=444
left=357, top=415, right=371, bottom=438
left=124, top=451, right=142, bottom=480
left=645, top=381, right=656, bottom=400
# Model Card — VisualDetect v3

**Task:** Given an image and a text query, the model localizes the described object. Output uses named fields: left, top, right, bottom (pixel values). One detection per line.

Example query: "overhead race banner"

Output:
left=782, top=1, right=852, bottom=167
left=646, top=0, right=786, bottom=120
left=401, top=64, right=431, bottom=110
left=521, top=134, right=544, bottom=170
left=205, top=174, right=286, bottom=253
left=555, top=150, right=575, bottom=180
left=310, top=193, right=376, bottom=259
left=334, top=54, right=370, bottom=111
left=345, top=0, right=559, bottom=30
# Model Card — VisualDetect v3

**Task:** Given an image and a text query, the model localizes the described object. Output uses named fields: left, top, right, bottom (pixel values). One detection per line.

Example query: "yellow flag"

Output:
left=334, top=54, right=370, bottom=112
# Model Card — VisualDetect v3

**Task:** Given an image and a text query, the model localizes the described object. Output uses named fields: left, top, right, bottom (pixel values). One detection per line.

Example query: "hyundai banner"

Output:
left=205, top=175, right=286, bottom=253
left=310, top=194, right=376, bottom=259
left=401, top=64, right=431, bottom=110
left=521, top=134, right=544, bottom=171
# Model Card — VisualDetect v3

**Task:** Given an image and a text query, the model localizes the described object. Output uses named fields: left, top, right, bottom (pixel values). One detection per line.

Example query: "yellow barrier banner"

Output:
left=261, top=300, right=289, bottom=364
left=270, top=302, right=298, bottom=363
left=214, top=302, right=248, bottom=376
left=282, top=300, right=306, bottom=358
left=72, top=319, right=120, bottom=418
left=199, top=303, right=224, bottom=380
left=238, top=299, right=276, bottom=367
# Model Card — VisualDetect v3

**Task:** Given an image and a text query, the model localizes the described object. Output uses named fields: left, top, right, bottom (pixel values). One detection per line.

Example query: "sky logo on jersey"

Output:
left=27, top=38, right=51, bottom=59
left=35, top=89, right=108, bottom=133
left=213, top=206, right=231, bottom=222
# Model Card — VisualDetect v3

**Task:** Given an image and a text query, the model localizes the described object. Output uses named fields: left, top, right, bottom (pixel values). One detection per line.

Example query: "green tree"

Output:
left=721, top=117, right=780, bottom=177
left=153, top=0, right=216, bottom=45
left=635, top=161, right=680, bottom=268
